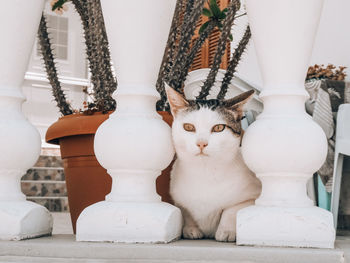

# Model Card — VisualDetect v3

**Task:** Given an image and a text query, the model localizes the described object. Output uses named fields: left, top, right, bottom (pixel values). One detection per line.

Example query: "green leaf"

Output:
left=209, top=0, right=222, bottom=18
left=209, top=0, right=218, bottom=7
left=52, top=0, right=68, bottom=11
left=199, top=21, right=210, bottom=34
left=229, top=34, right=233, bottom=41
left=217, top=11, right=227, bottom=20
left=202, top=7, right=213, bottom=17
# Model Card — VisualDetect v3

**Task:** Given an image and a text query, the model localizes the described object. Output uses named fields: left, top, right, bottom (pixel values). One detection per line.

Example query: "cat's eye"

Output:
left=183, top=123, right=196, bottom=132
left=212, top=124, right=226, bottom=133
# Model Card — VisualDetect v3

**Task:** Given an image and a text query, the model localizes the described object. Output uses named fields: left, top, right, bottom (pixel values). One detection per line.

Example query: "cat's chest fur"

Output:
left=170, top=150, right=261, bottom=236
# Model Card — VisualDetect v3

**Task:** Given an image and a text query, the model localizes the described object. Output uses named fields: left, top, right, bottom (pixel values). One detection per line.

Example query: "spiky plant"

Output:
left=156, top=0, right=187, bottom=111
left=217, top=25, right=251, bottom=100
left=176, top=0, right=234, bottom=94
left=175, top=21, right=216, bottom=93
left=157, top=0, right=233, bottom=111
left=166, top=0, right=207, bottom=92
left=71, top=0, right=117, bottom=112
left=38, top=14, right=73, bottom=116
left=197, top=0, right=240, bottom=100
left=157, top=0, right=207, bottom=111
left=50, top=0, right=117, bottom=114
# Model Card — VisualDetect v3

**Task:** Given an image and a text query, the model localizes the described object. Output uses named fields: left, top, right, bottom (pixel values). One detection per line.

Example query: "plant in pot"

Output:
left=41, top=0, right=117, bottom=233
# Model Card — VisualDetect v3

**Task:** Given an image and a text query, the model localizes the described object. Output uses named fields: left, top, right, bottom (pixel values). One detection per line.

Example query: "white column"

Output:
left=237, top=0, right=335, bottom=248
left=0, top=0, right=52, bottom=240
left=76, top=0, right=182, bottom=243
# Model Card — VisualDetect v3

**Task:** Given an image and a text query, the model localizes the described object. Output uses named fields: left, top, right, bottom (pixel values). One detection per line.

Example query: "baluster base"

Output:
left=76, top=201, right=182, bottom=243
left=236, top=205, right=335, bottom=248
left=0, top=201, right=52, bottom=240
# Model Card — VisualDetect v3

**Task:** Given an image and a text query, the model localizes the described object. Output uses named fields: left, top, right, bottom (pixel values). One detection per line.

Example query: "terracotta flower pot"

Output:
left=46, top=111, right=174, bottom=233
left=46, top=112, right=112, bottom=233
left=156, top=111, right=174, bottom=204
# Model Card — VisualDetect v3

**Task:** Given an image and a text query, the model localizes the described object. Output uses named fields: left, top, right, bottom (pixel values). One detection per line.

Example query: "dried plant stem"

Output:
left=91, top=0, right=117, bottom=103
left=72, top=0, right=117, bottom=111
left=71, top=0, right=99, bottom=91
left=156, top=0, right=186, bottom=111
left=167, top=0, right=206, bottom=92
left=217, top=25, right=251, bottom=100
left=180, top=0, right=195, bottom=41
left=177, top=21, right=216, bottom=93
left=38, top=14, right=73, bottom=116
left=197, top=0, right=240, bottom=100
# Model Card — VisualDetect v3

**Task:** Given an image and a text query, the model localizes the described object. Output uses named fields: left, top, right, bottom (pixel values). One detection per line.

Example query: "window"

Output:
left=37, top=15, right=69, bottom=60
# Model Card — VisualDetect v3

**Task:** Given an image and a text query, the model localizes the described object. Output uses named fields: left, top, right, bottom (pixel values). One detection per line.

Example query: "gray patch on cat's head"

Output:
left=186, top=99, right=224, bottom=111
left=185, top=99, right=243, bottom=137
left=166, top=85, right=253, bottom=137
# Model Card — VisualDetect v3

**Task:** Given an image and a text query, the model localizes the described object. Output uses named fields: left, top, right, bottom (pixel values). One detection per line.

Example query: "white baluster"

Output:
left=237, top=0, right=335, bottom=248
left=0, top=0, right=52, bottom=240
left=76, top=0, right=182, bottom=243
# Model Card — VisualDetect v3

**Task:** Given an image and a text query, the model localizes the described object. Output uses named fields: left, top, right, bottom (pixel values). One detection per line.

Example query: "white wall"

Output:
left=311, top=0, right=350, bottom=77
left=234, top=0, right=350, bottom=88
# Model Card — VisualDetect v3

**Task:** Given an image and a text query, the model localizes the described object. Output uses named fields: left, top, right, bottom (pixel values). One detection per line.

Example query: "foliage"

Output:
left=157, top=0, right=238, bottom=111
left=164, top=0, right=207, bottom=95
left=71, top=0, right=117, bottom=113
left=157, top=0, right=251, bottom=110
left=41, top=0, right=117, bottom=115
left=197, top=0, right=240, bottom=100
left=38, top=15, right=73, bottom=116
left=50, top=0, right=252, bottom=113
left=156, top=0, right=187, bottom=111
left=217, top=25, right=251, bottom=100
left=51, top=0, right=69, bottom=12
left=176, top=0, right=235, bottom=96
left=200, top=0, right=233, bottom=41
left=306, top=64, right=347, bottom=81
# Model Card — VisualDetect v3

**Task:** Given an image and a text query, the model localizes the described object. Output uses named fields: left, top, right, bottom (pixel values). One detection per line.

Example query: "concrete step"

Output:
left=22, top=168, right=65, bottom=181
left=0, top=256, right=258, bottom=263
left=20, top=152, right=68, bottom=212
left=0, top=235, right=345, bottom=263
left=0, top=256, right=193, bottom=262
left=34, top=155, right=63, bottom=168
left=27, top=197, right=69, bottom=212
left=41, top=147, right=61, bottom=157
left=21, top=181, right=67, bottom=197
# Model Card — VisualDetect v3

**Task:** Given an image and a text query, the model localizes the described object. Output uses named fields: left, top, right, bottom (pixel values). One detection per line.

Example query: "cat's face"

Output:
left=166, top=85, right=254, bottom=162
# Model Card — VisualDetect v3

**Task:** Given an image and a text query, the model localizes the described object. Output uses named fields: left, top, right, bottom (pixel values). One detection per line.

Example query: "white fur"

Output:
left=170, top=107, right=261, bottom=241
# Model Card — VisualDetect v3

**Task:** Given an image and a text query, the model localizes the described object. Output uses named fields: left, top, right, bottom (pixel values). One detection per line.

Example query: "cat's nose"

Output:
left=196, top=141, right=208, bottom=150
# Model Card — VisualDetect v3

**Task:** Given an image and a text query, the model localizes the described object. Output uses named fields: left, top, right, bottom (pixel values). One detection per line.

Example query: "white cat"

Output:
left=166, top=86, right=261, bottom=242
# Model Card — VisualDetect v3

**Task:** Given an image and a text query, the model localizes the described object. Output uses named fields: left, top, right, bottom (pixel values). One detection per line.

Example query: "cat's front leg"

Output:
left=178, top=204, right=204, bottom=239
left=215, top=200, right=255, bottom=242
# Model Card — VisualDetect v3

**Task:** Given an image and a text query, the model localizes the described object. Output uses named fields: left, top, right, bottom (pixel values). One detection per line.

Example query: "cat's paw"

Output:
left=183, top=226, right=204, bottom=239
left=215, top=228, right=236, bottom=242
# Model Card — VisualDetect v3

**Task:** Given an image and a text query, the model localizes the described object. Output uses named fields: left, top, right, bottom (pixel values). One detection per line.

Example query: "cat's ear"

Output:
left=223, top=90, right=254, bottom=120
left=165, top=83, right=189, bottom=116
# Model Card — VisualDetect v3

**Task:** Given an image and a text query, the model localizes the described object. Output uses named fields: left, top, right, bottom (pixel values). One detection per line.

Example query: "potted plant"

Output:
left=42, top=0, right=116, bottom=233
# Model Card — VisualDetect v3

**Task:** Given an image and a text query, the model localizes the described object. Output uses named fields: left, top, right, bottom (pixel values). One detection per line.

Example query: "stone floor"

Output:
left=51, top=212, right=73, bottom=235
left=0, top=213, right=349, bottom=263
